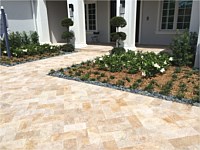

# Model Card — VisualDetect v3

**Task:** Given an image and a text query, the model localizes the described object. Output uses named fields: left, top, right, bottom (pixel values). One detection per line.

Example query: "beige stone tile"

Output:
left=127, top=115, right=143, bottom=128
left=103, top=140, right=119, bottom=150
left=63, top=139, right=77, bottom=150
left=169, top=135, right=200, bottom=149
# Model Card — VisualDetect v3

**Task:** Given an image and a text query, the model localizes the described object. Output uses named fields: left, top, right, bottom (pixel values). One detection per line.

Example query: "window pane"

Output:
left=185, top=8, right=191, bottom=15
left=184, top=16, right=190, bottom=22
left=169, top=10, right=174, bottom=15
left=168, top=23, right=173, bottom=29
left=86, top=3, right=96, bottom=31
left=168, top=16, right=174, bottom=22
left=178, top=16, right=184, bottom=22
left=177, top=23, right=183, bottom=29
left=183, top=23, right=190, bottom=29
left=161, top=23, right=166, bottom=29
left=178, top=9, right=184, bottom=15
left=162, top=10, right=168, bottom=16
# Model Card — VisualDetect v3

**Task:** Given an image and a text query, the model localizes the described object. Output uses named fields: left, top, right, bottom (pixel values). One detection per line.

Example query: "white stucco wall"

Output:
left=86, top=1, right=110, bottom=43
left=46, top=1, right=68, bottom=43
left=140, top=1, right=177, bottom=45
left=190, top=0, right=199, bottom=33
left=1, top=0, right=35, bottom=32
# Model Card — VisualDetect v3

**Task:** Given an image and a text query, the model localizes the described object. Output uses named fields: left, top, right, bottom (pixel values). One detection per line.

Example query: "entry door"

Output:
left=110, top=0, right=116, bottom=41
left=136, top=0, right=141, bottom=43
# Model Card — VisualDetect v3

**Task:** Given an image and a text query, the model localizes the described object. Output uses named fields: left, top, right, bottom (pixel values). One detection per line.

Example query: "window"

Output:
left=161, top=0, right=192, bottom=30
left=85, top=3, right=97, bottom=31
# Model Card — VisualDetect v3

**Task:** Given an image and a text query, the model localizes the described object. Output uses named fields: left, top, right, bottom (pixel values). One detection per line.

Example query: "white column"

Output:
left=189, top=0, right=199, bottom=33
left=194, top=1, right=200, bottom=69
left=35, top=0, right=51, bottom=44
left=67, top=0, right=87, bottom=48
left=116, top=0, right=121, bottom=16
left=120, top=0, right=137, bottom=50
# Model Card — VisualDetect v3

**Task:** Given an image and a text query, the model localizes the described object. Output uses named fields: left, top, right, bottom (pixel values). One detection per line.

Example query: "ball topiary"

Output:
left=110, top=16, right=127, bottom=28
left=61, top=18, right=74, bottom=28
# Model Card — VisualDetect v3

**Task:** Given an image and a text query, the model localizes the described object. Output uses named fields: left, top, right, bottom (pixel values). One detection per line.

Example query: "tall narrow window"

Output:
left=161, top=0, right=176, bottom=30
left=177, top=0, right=192, bottom=29
left=85, top=3, right=97, bottom=31
left=160, top=0, right=193, bottom=30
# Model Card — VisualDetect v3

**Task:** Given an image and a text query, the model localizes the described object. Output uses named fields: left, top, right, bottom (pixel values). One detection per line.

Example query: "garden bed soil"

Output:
left=0, top=51, right=74, bottom=66
left=49, top=63, right=199, bottom=106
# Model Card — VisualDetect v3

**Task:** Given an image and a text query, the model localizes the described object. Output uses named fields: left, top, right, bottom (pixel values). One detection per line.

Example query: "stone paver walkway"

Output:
left=0, top=45, right=200, bottom=150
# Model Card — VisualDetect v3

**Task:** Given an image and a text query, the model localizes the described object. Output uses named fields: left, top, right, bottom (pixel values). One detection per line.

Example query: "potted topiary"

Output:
left=110, top=16, right=127, bottom=55
left=61, top=17, right=75, bottom=52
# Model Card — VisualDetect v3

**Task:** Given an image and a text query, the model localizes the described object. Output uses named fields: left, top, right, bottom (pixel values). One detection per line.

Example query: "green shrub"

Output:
left=111, top=32, right=126, bottom=42
left=110, top=16, right=127, bottom=48
left=30, top=31, right=39, bottom=44
left=21, top=31, right=30, bottom=45
left=110, top=17, right=127, bottom=28
left=94, top=51, right=172, bottom=77
left=60, top=44, right=74, bottom=52
left=61, top=32, right=74, bottom=43
left=170, top=30, right=198, bottom=66
left=1, top=31, right=39, bottom=56
left=116, top=79, right=125, bottom=86
left=61, top=18, right=74, bottom=44
left=110, top=47, right=126, bottom=55
left=61, top=18, right=74, bottom=28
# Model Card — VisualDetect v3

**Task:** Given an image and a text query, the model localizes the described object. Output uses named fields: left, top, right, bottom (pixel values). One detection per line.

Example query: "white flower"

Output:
left=93, top=60, right=96, bottom=63
left=169, top=57, right=173, bottom=61
left=105, top=64, right=108, bottom=68
left=99, top=58, right=103, bottom=61
left=22, top=49, right=27, bottom=52
left=153, top=63, right=160, bottom=69
left=13, top=53, right=17, bottom=56
left=50, top=46, right=53, bottom=49
left=3, top=51, right=7, bottom=54
left=160, top=68, right=165, bottom=73
left=141, top=56, right=144, bottom=59
left=142, top=71, right=146, bottom=77
left=164, top=61, right=167, bottom=65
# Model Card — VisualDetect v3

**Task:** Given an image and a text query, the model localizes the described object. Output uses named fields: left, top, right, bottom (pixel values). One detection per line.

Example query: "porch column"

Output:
left=189, top=0, right=199, bottom=33
left=194, top=1, right=200, bottom=69
left=118, top=0, right=137, bottom=50
left=35, top=0, right=51, bottom=44
left=67, top=0, right=87, bottom=48
left=116, top=0, right=121, bottom=16
left=194, top=26, right=200, bottom=69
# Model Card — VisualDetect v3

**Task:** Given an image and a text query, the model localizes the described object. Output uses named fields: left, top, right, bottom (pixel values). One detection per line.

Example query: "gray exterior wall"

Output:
left=86, top=1, right=110, bottom=43
left=46, top=1, right=68, bottom=43
left=1, top=1, right=35, bottom=32
left=140, top=1, right=176, bottom=45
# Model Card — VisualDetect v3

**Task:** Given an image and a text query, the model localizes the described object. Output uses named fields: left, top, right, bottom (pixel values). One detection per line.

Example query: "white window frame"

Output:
left=156, top=0, right=192, bottom=34
left=85, top=1, right=98, bottom=32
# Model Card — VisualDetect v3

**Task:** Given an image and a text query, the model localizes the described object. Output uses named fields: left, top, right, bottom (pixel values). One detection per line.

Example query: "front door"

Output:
left=136, top=0, right=141, bottom=43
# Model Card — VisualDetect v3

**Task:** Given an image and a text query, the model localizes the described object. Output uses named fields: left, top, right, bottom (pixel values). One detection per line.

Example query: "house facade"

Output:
left=1, top=0, right=200, bottom=51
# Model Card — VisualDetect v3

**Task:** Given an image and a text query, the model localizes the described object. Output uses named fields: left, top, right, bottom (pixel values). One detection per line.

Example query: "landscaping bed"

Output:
left=49, top=51, right=200, bottom=106
left=0, top=44, right=74, bottom=66
left=0, top=31, right=75, bottom=66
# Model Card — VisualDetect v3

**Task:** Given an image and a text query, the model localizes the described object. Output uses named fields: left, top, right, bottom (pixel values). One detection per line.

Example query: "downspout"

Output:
left=31, top=0, right=38, bottom=32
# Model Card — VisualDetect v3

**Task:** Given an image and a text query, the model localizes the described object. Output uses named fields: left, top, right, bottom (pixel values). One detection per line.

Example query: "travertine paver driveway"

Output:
left=0, top=45, right=200, bottom=150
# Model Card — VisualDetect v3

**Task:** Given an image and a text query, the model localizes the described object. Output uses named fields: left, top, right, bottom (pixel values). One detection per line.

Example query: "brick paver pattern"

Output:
left=0, top=45, right=200, bottom=150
